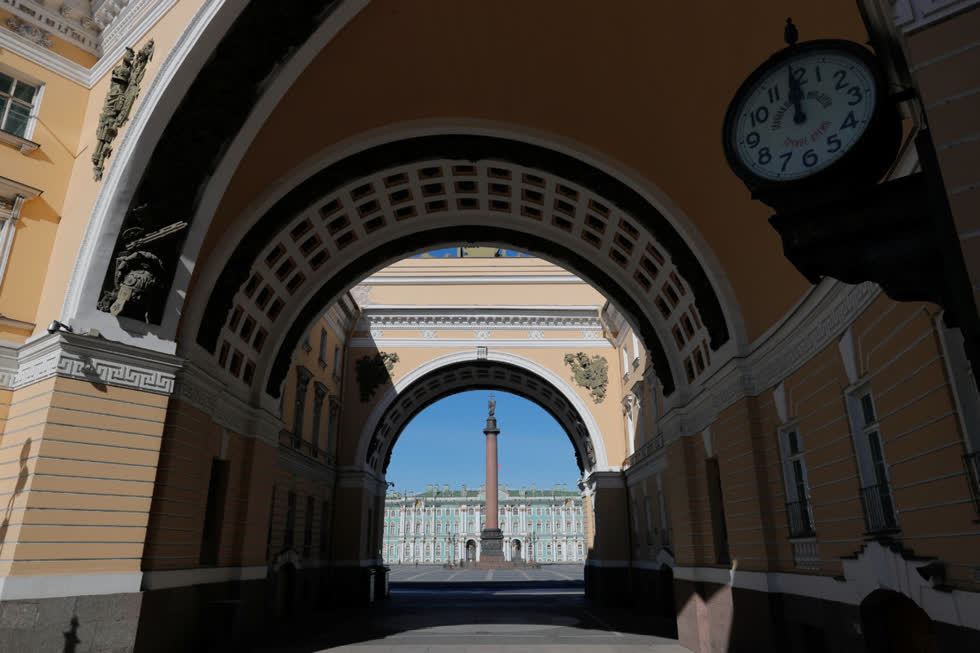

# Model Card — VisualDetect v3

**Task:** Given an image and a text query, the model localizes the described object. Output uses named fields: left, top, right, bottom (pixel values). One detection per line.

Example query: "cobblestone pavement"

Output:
left=252, top=564, right=690, bottom=653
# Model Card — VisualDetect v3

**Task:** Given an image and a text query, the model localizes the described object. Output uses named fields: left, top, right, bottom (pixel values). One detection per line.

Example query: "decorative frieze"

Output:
left=5, top=16, right=53, bottom=48
left=359, top=307, right=604, bottom=332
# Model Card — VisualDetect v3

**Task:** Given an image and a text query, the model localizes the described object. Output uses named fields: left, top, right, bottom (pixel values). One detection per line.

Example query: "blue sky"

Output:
left=386, top=390, right=581, bottom=494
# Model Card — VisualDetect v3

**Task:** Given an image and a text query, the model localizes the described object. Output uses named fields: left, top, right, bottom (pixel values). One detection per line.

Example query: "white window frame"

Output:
left=621, top=347, right=630, bottom=381
left=0, top=63, right=44, bottom=144
left=845, top=382, right=899, bottom=530
left=777, top=421, right=815, bottom=537
left=631, top=331, right=641, bottom=368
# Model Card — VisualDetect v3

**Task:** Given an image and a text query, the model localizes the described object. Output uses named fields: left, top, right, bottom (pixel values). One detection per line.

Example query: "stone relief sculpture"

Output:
left=92, top=40, right=154, bottom=181
left=5, top=18, right=53, bottom=48
left=96, top=208, right=187, bottom=323
left=563, top=352, right=609, bottom=403
left=356, top=351, right=399, bottom=402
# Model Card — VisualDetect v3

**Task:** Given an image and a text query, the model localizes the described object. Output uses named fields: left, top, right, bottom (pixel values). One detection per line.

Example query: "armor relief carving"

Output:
left=93, top=39, right=154, bottom=181
left=356, top=351, right=399, bottom=402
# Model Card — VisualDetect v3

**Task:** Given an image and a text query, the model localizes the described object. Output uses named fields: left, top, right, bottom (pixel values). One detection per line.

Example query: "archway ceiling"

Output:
left=367, top=360, right=599, bottom=476
left=196, top=144, right=727, bottom=400
left=98, top=0, right=870, bottom=368
left=178, top=0, right=867, bottom=342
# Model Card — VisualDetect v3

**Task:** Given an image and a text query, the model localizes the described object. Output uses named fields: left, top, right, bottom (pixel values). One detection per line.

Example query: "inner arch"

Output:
left=360, top=352, right=611, bottom=476
left=193, top=138, right=736, bottom=402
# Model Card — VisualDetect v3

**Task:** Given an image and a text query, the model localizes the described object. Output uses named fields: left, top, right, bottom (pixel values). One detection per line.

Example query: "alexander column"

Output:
left=479, top=394, right=505, bottom=564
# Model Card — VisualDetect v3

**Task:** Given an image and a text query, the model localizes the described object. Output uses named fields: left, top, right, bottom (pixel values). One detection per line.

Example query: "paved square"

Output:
left=387, top=564, right=584, bottom=584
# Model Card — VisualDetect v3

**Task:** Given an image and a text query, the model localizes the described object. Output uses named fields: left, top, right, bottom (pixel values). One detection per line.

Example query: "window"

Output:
left=848, top=387, right=898, bottom=532
left=325, top=397, right=340, bottom=456
left=332, top=345, right=342, bottom=379
left=284, top=491, right=297, bottom=549
left=303, top=496, right=314, bottom=558
left=293, top=367, right=312, bottom=442
left=311, top=382, right=327, bottom=454
left=631, top=331, right=641, bottom=367
left=779, top=426, right=814, bottom=538
left=199, top=458, right=230, bottom=565
left=318, top=328, right=328, bottom=366
left=622, top=347, right=630, bottom=380
left=0, top=70, right=39, bottom=139
left=705, top=457, right=730, bottom=564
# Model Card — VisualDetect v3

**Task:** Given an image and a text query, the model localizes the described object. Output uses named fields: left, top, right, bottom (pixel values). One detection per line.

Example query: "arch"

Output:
left=356, top=350, right=612, bottom=474
left=61, top=0, right=371, bottom=344
left=860, top=589, right=939, bottom=653
left=180, top=137, right=742, bottom=408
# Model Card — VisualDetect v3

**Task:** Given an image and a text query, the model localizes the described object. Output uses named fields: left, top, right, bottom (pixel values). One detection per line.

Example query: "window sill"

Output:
left=788, top=535, right=817, bottom=543
left=0, top=129, right=40, bottom=154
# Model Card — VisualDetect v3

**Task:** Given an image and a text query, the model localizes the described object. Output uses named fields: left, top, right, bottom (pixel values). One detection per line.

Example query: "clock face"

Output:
left=731, top=48, right=877, bottom=182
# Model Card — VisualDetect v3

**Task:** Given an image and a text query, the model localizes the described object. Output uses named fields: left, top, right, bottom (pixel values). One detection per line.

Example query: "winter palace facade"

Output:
left=382, top=484, right=586, bottom=564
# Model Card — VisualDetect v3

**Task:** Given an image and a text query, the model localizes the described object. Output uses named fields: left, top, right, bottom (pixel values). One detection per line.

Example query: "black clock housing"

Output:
left=722, top=39, right=902, bottom=211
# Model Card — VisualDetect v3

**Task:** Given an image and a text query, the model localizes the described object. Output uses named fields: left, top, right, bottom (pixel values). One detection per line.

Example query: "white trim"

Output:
left=0, top=571, right=142, bottom=600
left=674, top=542, right=980, bottom=631
left=350, top=337, right=611, bottom=349
left=362, top=275, right=584, bottom=285
left=0, top=27, right=89, bottom=86
left=0, top=195, right=24, bottom=288
left=355, top=350, right=612, bottom=472
left=140, top=565, right=266, bottom=591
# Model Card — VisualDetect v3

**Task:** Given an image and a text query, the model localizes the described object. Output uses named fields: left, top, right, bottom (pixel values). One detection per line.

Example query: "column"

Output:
left=478, top=397, right=505, bottom=563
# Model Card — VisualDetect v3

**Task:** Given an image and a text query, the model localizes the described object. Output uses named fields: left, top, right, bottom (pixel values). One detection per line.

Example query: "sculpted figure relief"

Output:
left=93, top=40, right=154, bottom=181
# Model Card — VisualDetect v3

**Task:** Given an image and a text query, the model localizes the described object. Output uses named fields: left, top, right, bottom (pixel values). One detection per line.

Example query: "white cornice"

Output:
left=350, top=337, right=611, bottom=349
left=657, top=280, right=881, bottom=444
left=0, top=0, right=179, bottom=88
left=0, top=175, right=43, bottom=200
left=358, top=306, right=604, bottom=331
left=172, top=361, right=280, bottom=447
left=0, top=331, right=181, bottom=393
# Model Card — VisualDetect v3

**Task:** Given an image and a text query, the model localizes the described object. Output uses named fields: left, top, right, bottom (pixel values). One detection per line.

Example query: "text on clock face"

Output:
left=734, top=53, right=876, bottom=181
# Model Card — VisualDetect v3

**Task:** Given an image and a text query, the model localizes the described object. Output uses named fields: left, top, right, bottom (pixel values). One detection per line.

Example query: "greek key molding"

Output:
left=0, top=332, right=181, bottom=394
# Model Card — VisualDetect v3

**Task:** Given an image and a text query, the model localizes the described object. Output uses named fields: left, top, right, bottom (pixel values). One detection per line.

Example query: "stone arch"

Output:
left=860, top=589, right=939, bottom=653
left=356, top=350, right=612, bottom=475
left=181, top=136, right=740, bottom=409
left=61, top=1, right=372, bottom=343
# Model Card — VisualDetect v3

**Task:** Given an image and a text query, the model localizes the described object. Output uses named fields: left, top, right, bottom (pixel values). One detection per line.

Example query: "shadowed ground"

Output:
left=253, top=564, right=690, bottom=652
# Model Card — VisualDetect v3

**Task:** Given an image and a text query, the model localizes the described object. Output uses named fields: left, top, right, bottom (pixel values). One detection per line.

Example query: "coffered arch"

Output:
left=191, top=136, right=739, bottom=405
left=357, top=351, right=612, bottom=476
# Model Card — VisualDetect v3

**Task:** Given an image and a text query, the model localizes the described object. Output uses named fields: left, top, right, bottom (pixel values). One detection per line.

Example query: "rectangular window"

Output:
left=0, top=70, right=40, bottom=139
left=621, top=347, right=630, bottom=380
left=311, top=383, right=326, bottom=454
left=318, top=328, right=328, bottom=366
left=326, top=397, right=340, bottom=456
left=779, top=425, right=815, bottom=538
left=705, top=457, right=730, bottom=564
left=303, top=496, right=315, bottom=558
left=631, top=331, right=641, bottom=367
left=199, top=458, right=230, bottom=565
left=284, top=490, right=296, bottom=549
left=333, top=345, right=342, bottom=379
left=847, top=387, right=899, bottom=532
left=293, top=368, right=312, bottom=443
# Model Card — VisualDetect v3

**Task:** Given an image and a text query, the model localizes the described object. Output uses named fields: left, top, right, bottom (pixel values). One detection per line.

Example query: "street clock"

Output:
left=722, top=19, right=901, bottom=209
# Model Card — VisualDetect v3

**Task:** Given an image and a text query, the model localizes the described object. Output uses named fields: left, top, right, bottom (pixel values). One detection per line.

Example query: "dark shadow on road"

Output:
left=246, top=576, right=683, bottom=652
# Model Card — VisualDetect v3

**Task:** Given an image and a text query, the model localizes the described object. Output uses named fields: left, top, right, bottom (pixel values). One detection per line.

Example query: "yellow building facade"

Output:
left=0, top=1, right=979, bottom=652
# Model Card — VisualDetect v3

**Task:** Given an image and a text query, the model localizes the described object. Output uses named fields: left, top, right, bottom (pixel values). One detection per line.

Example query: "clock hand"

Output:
left=787, top=64, right=807, bottom=124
